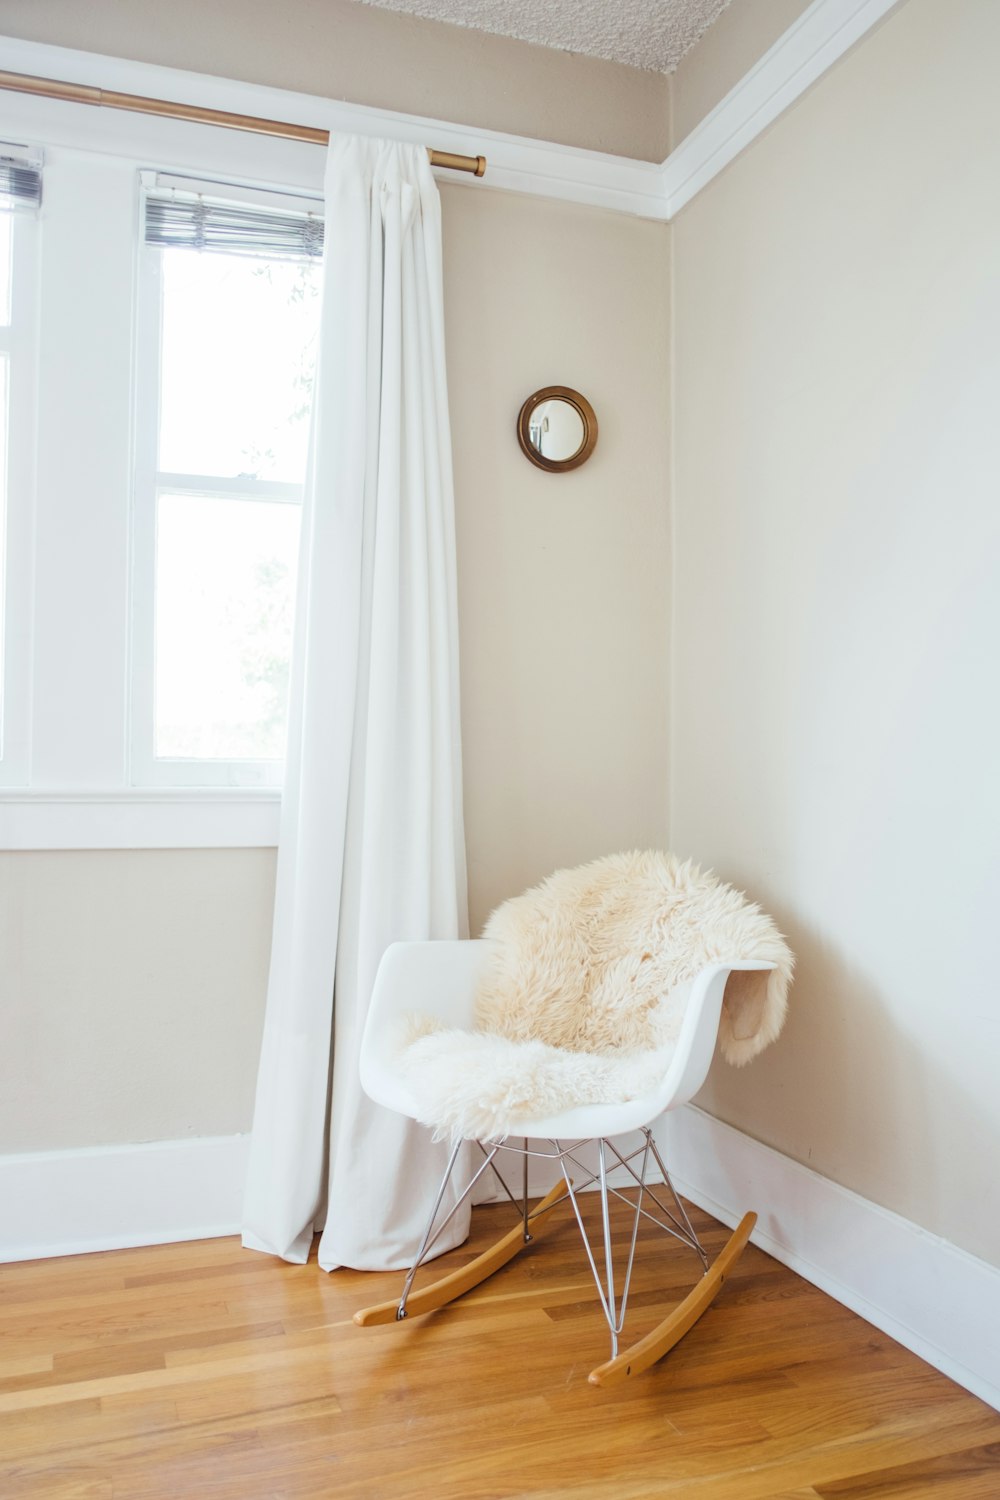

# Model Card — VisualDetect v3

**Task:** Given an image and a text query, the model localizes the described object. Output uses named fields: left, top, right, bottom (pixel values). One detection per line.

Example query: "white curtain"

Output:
left=242, top=137, right=472, bottom=1271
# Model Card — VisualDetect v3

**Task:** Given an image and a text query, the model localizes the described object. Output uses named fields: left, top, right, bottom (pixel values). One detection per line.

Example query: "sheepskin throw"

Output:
left=398, top=851, right=793, bottom=1140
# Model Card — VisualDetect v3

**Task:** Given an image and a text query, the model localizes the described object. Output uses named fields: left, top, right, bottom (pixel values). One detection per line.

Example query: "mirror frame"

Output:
left=517, top=386, right=598, bottom=473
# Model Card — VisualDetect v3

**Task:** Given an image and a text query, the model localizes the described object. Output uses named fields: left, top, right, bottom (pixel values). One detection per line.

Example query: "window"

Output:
left=0, top=215, right=10, bottom=747
left=0, top=104, right=328, bottom=847
left=0, top=146, right=41, bottom=788
left=132, top=174, right=322, bottom=787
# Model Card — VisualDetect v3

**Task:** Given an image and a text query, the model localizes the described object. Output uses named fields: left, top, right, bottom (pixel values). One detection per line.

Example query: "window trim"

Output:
left=0, top=788, right=281, bottom=849
left=0, top=110, right=326, bottom=849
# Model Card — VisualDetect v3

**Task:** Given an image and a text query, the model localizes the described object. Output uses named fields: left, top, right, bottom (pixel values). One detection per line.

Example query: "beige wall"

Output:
left=443, top=187, right=671, bottom=930
left=0, top=0, right=671, bottom=161
left=0, top=189, right=670, bottom=1152
left=671, top=0, right=1000, bottom=1266
left=0, top=851, right=277, bottom=1151
left=14, top=0, right=991, bottom=1290
left=670, top=0, right=810, bottom=147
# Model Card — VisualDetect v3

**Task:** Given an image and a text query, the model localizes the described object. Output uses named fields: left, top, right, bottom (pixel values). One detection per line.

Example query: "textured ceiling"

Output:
left=355, top=0, right=733, bottom=74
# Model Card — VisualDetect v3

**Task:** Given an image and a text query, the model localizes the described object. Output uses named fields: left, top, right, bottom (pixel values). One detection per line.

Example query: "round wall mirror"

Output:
left=517, top=386, right=598, bottom=472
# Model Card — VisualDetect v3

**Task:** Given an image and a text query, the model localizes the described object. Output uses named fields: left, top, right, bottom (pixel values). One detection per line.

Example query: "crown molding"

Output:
left=0, top=34, right=666, bottom=219
left=660, top=0, right=903, bottom=217
left=1, top=0, right=900, bottom=222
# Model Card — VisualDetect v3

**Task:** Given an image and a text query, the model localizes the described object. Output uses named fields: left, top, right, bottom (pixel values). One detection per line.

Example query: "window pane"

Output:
left=0, top=215, right=11, bottom=326
left=155, top=492, right=300, bottom=761
left=158, top=250, right=319, bottom=483
left=0, top=355, right=7, bottom=750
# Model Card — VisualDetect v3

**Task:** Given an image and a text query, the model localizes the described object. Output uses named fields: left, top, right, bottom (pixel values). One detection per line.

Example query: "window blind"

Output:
left=0, top=144, right=43, bottom=212
left=141, top=171, right=323, bottom=261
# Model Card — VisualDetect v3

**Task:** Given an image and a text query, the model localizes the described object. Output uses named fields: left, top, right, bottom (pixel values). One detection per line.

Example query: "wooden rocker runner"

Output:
left=354, top=856, right=792, bottom=1385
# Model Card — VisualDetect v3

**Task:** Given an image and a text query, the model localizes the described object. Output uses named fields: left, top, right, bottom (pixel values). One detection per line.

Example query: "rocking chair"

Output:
left=353, top=855, right=791, bottom=1386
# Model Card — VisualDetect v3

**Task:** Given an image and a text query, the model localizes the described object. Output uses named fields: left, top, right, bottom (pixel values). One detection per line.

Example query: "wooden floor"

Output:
left=1, top=1196, right=998, bottom=1499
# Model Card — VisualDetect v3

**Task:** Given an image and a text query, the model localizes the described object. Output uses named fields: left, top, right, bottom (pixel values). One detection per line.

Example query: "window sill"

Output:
left=0, top=790, right=281, bottom=850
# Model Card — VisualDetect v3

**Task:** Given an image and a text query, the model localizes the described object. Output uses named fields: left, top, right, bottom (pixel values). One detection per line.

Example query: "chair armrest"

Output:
left=654, top=959, right=777, bottom=1113
left=359, top=940, right=491, bottom=1113
left=497, top=958, right=780, bottom=1139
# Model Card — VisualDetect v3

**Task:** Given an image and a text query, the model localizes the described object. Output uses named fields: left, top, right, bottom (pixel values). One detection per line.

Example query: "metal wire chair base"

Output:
left=394, top=1127, right=709, bottom=1358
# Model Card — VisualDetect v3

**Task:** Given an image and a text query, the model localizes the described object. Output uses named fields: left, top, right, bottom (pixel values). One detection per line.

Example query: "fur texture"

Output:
left=397, top=851, right=793, bottom=1139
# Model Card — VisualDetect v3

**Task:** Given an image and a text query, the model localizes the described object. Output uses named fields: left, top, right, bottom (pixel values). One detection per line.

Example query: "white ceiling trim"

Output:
left=0, top=34, right=667, bottom=217
left=660, top=0, right=903, bottom=217
left=0, top=0, right=901, bottom=224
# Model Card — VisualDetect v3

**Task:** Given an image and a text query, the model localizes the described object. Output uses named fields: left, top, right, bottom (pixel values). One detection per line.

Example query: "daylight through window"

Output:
left=132, top=180, right=322, bottom=787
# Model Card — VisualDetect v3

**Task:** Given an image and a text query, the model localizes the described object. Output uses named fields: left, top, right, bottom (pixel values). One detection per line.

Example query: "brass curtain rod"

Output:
left=0, top=68, right=487, bottom=177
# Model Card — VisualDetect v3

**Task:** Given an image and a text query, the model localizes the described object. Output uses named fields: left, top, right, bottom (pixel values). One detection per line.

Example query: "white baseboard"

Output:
left=653, top=1105, right=1000, bottom=1412
left=1, top=1130, right=624, bottom=1265
left=0, top=1133, right=249, bottom=1263
left=4, top=1115, right=997, bottom=1414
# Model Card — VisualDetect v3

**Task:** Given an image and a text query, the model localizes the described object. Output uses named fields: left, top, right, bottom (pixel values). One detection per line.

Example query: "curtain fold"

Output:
left=242, top=136, right=472, bottom=1271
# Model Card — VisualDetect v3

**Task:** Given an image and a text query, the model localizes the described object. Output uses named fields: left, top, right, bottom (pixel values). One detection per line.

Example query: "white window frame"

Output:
left=130, top=238, right=308, bottom=790
left=0, top=87, right=328, bottom=850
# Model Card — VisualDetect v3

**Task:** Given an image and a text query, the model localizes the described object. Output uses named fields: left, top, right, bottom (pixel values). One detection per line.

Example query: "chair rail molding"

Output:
left=1, top=0, right=902, bottom=222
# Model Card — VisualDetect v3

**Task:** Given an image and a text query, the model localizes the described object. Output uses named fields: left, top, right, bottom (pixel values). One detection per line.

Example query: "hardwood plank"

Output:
left=814, top=1440, right=1000, bottom=1498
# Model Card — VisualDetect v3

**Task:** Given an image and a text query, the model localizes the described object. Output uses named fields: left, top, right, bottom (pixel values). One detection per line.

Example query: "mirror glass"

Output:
left=517, top=386, right=598, bottom=473
left=526, top=398, right=586, bottom=462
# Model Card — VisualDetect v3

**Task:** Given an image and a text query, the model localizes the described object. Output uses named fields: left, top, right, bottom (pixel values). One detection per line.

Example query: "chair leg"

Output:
left=353, top=1167, right=570, bottom=1328
left=556, top=1132, right=757, bottom=1386
left=558, top=1133, right=655, bottom=1360
left=396, top=1136, right=466, bottom=1317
